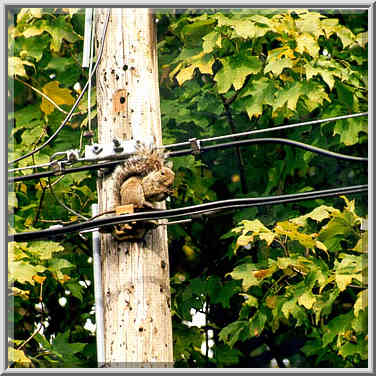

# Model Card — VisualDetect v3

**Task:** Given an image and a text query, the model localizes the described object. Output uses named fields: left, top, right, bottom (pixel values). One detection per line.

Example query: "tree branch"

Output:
left=15, top=77, right=82, bottom=117
left=220, top=94, right=248, bottom=193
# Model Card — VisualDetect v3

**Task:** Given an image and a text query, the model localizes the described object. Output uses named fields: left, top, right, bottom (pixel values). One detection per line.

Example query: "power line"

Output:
left=8, top=136, right=368, bottom=184
left=9, top=112, right=368, bottom=176
left=8, top=9, right=111, bottom=166
left=8, top=184, right=367, bottom=242
left=169, top=137, right=368, bottom=162
left=161, top=112, right=368, bottom=150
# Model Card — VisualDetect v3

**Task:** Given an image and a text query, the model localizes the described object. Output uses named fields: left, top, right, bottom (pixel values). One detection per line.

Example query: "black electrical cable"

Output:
left=8, top=136, right=368, bottom=183
left=8, top=184, right=367, bottom=242
left=8, top=9, right=111, bottom=166
left=162, top=112, right=368, bottom=150
left=169, top=138, right=368, bottom=162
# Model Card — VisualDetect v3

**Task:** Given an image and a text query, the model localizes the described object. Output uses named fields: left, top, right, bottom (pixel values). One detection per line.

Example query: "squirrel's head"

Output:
left=157, top=167, right=175, bottom=187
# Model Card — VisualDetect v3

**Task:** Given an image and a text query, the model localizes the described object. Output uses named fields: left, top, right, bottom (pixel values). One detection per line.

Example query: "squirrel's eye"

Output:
left=161, top=171, right=165, bottom=175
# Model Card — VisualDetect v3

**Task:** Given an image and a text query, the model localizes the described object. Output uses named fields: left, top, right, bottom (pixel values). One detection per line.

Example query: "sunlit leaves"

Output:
left=295, top=33, right=320, bottom=58
left=214, top=53, right=262, bottom=93
left=8, top=348, right=32, bottom=367
left=8, top=57, right=35, bottom=78
left=27, top=241, right=64, bottom=260
left=21, top=16, right=81, bottom=52
left=9, top=261, right=46, bottom=285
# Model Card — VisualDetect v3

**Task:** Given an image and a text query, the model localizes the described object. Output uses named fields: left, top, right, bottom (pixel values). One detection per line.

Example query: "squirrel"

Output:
left=110, top=141, right=175, bottom=241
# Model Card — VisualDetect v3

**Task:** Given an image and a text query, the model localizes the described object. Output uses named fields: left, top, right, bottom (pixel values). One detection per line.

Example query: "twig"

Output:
left=33, top=184, right=47, bottom=226
left=220, top=94, right=247, bottom=193
left=15, top=77, right=82, bottom=117
left=16, top=324, right=43, bottom=351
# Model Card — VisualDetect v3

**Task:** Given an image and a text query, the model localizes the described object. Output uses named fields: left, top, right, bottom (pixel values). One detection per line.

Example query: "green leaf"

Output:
left=52, top=331, right=86, bottom=355
left=264, top=58, right=293, bottom=76
left=322, top=311, right=353, bottom=347
left=22, top=16, right=81, bottom=52
left=301, top=338, right=322, bottom=357
left=273, top=82, right=305, bottom=112
left=9, top=261, right=46, bottom=285
left=28, top=241, right=64, bottom=260
left=214, top=52, right=262, bottom=93
left=218, top=320, right=249, bottom=347
left=65, top=281, right=84, bottom=302
left=202, top=31, right=221, bottom=54
left=18, top=35, right=49, bottom=62
left=214, top=344, right=242, bottom=366
left=46, top=56, right=75, bottom=73
left=229, top=263, right=261, bottom=290
left=248, top=309, right=267, bottom=338
left=333, top=116, right=368, bottom=146
left=48, top=258, right=75, bottom=281
left=338, top=342, right=367, bottom=360
left=210, top=280, right=241, bottom=308
left=236, top=77, right=275, bottom=119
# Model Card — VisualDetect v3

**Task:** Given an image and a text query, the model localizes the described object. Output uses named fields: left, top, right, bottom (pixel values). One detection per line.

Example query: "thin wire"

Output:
left=8, top=184, right=367, bottom=242
left=170, top=137, right=368, bottom=162
left=47, top=176, right=89, bottom=221
left=87, top=8, right=96, bottom=142
left=8, top=135, right=368, bottom=184
left=8, top=8, right=111, bottom=166
left=8, top=162, right=54, bottom=173
left=160, top=112, right=368, bottom=150
left=8, top=111, right=368, bottom=177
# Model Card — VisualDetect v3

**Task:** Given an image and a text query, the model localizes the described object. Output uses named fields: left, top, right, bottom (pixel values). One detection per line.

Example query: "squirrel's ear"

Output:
left=165, top=160, right=173, bottom=169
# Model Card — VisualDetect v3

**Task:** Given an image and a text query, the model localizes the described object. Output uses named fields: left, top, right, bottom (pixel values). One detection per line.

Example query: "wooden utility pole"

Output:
left=95, top=8, right=173, bottom=367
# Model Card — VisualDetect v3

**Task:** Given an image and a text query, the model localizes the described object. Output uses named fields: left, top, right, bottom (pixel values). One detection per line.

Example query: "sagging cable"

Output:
left=8, top=184, right=367, bottom=242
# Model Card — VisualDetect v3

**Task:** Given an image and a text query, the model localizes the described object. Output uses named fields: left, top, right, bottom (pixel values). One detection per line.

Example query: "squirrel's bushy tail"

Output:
left=112, top=141, right=168, bottom=196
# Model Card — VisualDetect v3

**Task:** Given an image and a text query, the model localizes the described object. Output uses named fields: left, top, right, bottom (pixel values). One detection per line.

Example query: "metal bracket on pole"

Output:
left=91, top=204, right=105, bottom=366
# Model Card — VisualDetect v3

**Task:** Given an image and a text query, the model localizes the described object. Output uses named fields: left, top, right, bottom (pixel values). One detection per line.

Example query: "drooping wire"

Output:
left=8, top=135, right=367, bottom=184
left=8, top=112, right=368, bottom=181
left=169, top=137, right=368, bottom=162
left=160, top=112, right=368, bottom=150
left=8, top=184, right=367, bottom=242
left=8, top=8, right=111, bottom=166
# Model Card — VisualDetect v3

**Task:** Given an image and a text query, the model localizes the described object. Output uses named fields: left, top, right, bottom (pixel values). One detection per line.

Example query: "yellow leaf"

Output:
left=335, top=274, right=353, bottom=291
left=298, top=291, right=316, bottom=309
left=41, top=81, right=75, bottom=115
left=265, top=295, right=277, bottom=309
left=354, top=289, right=367, bottom=317
left=176, top=65, right=196, bottom=86
left=60, top=274, right=71, bottom=283
left=20, top=183, right=27, bottom=194
left=11, top=287, right=30, bottom=300
left=8, top=348, right=32, bottom=367
left=236, top=234, right=253, bottom=251
left=169, top=62, right=183, bottom=80
left=315, top=240, right=328, bottom=254
left=32, top=275, right=47, bottom=284
left=8, top=57, right=34, bottom=78
left=30, top=8, right=43, bottom=18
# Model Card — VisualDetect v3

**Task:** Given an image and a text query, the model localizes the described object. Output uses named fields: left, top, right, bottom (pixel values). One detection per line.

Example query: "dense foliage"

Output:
left=8, top=8, right=368, bottom=368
